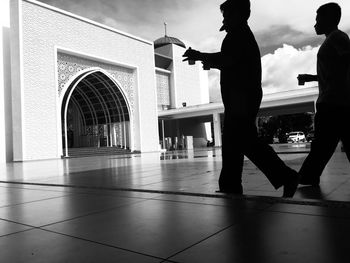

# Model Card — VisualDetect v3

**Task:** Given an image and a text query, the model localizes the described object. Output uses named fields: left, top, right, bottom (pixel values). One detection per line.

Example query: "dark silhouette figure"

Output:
left=183, top=0, right=299, bottom=197
left=297, top=3, right=350, bottom=186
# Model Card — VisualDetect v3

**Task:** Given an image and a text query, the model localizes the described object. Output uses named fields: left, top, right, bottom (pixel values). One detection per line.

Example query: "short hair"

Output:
left=317, top=2, right=341, bottom=26
left=220, top=0, right=251, bottom=21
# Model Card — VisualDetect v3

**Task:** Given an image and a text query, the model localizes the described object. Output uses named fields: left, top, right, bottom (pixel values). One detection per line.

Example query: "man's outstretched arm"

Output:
left=297, top=74, right=318, bottom=84
left=183, top=48, right=223, bottom=69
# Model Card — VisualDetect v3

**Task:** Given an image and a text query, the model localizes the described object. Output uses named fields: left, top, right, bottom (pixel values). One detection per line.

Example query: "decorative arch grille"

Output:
left=57, top=52, right=136, bottom=113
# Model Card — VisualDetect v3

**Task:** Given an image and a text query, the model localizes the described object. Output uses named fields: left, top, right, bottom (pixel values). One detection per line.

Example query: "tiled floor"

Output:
left=0, top=184, right=350, bottom=262
left=0, top=145, right=349, bottom=262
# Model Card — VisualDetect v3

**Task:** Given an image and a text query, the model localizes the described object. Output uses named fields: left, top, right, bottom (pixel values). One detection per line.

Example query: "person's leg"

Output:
left=218, top=114, right=244, bottom=193
left=299, top=108, right=340, bottom=185
left=240, top=117, right=296, bottom=190
left=340, top=110, right=350, bottom=162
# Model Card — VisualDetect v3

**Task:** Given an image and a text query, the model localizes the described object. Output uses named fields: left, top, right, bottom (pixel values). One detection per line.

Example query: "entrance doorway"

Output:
left=61, top=70, right=131, bottom=157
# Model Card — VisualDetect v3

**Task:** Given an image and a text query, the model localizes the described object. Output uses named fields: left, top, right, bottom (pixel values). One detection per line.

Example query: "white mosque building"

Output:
left=1, top=0, right=320, bottom=164
left=0, top=0, right=213, bottom=163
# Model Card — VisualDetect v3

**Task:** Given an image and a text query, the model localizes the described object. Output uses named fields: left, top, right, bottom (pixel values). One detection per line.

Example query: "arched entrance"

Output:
left=61, top=70, right=131, bottom=157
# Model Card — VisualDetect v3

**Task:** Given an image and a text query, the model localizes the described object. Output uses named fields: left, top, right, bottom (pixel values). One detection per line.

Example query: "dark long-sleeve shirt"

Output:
left=204, top=24, right=263, bottom=117
left=317, top=29, right=350, bottom=108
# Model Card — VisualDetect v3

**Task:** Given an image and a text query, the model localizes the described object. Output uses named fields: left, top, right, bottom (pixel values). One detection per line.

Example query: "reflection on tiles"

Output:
left=44, top=198, right=257, bottom=258
left=0, top=148, right=348, bottom=202
left=170, top=211, right=350, bottom=263
left=0, top=229, right=161, bottom=262
left=0, top=193, right=147, bottom=227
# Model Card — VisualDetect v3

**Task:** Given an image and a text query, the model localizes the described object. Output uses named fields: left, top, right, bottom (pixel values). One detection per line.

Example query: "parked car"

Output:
left=306, top=131, right=315, bottom=142
left=287, top=131, right=306, bottom=143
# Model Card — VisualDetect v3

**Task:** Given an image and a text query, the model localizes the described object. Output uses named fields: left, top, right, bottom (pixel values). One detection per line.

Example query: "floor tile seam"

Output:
left=0, top=184, right=154, bottom=199
left=244, top=184, right=270, bottom=191
left=38, top=228, right=168, bottom=261
left=95, top=192, right=164, bottom=201
left=0, top=184, right=92, bottom=196
left=0, top=193, right=76, bottom=209
left=69, top=189, right=160, bottom=201
left=323, top=183, right=348, bottom=198
left=137, top=173, right=217, bottom=187
left=163, top=223, right=239, bottom=262
left=163, top=207, right=269, bottom=261
left=148, top=196, right=269, bottom=211
left=0, top=181, right=190, bottom=198
left=38, top=198, right=150, bottom=228
left=262, top=209, right=350, bottom=220
left=0, top=217, right=38, bottom=230
left=0, top=183, right=68, bottom=193
left=0, top=227, right=36, bottom=239
left=137, top=179, right=190, bottom=187
left=3, top=181, right=350, bottom=209
left=333, top=177, right=350, bottom=187
left=15, top=176, right=65, bottom=183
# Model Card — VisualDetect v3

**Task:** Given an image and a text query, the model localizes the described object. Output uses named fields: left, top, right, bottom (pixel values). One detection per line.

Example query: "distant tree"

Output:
left=257, top=113, right=313, bottom=143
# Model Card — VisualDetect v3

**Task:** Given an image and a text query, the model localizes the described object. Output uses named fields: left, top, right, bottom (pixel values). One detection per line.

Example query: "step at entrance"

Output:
left=63, top=147, right=134, bottom=158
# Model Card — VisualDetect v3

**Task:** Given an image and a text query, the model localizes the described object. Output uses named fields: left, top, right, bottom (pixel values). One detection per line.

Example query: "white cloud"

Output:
left=251, top=0, right=350, bottom=34
left=38, top=0, right=350, bottom=48
left=262, top=44, right=319, bottom=94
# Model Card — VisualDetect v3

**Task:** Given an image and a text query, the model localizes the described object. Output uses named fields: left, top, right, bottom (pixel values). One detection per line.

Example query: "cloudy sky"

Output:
left=23, top=1, right=350, bottom=101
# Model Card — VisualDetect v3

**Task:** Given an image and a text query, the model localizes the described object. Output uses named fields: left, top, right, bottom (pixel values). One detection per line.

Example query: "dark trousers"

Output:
left=299, top=104, right=350, bottom=180
left=219, top=113, right=293, bottom=190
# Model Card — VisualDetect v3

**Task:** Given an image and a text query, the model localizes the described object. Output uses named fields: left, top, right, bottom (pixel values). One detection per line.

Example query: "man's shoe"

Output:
left=283, top=170, right=299, bottom=198
left=299, top=177, right=320, bottom=187
left=217, top=185, right=243, bottom=195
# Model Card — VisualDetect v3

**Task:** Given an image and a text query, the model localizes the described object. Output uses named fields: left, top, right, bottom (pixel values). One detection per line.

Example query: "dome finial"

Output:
left=164, top=22, right=167, bottom=37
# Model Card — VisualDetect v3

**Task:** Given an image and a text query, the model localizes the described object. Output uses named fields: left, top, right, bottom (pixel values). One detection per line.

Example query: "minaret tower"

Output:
left=164, top=22, right=168, bottom=37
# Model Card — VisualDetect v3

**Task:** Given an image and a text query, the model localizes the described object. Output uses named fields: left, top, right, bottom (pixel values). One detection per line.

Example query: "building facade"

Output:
left=0, top=0, right=209, bottom=163
left=0, top=0, right=319, bottom=164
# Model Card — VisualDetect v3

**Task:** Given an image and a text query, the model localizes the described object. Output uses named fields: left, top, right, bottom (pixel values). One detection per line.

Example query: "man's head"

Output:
left=220, top=0, right=251, bottom=32
left=315, top=2, right=341, bottom=35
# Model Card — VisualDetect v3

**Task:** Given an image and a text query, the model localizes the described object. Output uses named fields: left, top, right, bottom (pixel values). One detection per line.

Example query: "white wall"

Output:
left=0, top=29, right=6, bottom=164
left=200, top=69, right=209, bottom=104
left=172, top=45, right=209, bottom=108
left=11, top=0, right=159, bottom=161
left=0, top=0, right=11, bottom=163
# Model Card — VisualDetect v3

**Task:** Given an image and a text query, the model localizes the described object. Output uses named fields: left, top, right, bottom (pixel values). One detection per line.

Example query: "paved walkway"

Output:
left=0, top=145, right=349, bottom=262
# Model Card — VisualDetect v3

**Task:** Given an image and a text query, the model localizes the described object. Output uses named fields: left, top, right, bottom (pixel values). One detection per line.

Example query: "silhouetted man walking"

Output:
left=298, top=2, right=350, bottom=186
left=183, top=0, right=299, bottom=197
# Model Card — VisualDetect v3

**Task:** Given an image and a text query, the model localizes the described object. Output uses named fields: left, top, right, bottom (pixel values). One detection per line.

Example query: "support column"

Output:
left=312, top=99, right=317, bottom=130
left=213, top=113, right=222, bottom=147
left=108, top=124, right=113, bottom=147
left=161, top=119, right=165, bottom=149
left=112, top=124, right=116, bottom=146
left=64, top=118, right=69, bottom=157
left=175, top=119, right=180, bottom=149
left=123, top=121, right=127, bottom=149
left=314, top=99, right=317, bottom=113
